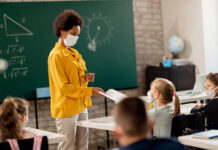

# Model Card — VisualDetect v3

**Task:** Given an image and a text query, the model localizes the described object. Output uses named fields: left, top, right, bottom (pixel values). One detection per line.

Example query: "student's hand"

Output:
left=144, top=102, right=153, bottom=110
left=84, top=73, right=95, bottom=82
left=92, top=87, right=105, bottom=97
left=195, top=104, right=203, bottom=109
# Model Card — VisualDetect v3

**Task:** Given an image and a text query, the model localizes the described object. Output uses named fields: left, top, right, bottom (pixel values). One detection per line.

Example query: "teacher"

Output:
left=48, top=10, right=105, bottom=150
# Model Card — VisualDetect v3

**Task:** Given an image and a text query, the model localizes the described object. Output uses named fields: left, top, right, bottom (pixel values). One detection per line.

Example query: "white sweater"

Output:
left=149, top=104, right=174, bottom=138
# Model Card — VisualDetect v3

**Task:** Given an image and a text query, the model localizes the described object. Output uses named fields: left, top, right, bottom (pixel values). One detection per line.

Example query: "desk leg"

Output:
left=104, top=98, right=108, bottom=116
left=97, top=98, right=110, bottom=150
left=104, top=98, right=110, bottom=148
left=34, top=99, right=39, bottom=129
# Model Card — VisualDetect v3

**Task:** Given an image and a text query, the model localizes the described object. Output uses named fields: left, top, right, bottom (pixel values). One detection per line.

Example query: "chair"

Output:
left=190, top=99, right=218, bottom=130
left=204, top=99, right=218, bottom=129
left=35, top=87, right=50, bottom=128
left=36, top=87, right=50, bottom=99
left=171, top=112, right=205, bottom=137
left=0, top=136, right=48, bottom=150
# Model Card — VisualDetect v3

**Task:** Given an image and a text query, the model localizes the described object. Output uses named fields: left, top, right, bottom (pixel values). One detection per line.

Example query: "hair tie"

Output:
left=173, top=93, right=177, bottom=96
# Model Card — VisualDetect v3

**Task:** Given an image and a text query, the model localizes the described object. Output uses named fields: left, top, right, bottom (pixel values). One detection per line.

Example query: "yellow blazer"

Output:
left=48, top=43, right=92, bottom=118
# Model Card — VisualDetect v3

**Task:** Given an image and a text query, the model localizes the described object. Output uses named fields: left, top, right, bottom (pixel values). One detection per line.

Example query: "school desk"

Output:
left=24, top=127, right=66, bottom=144
left=178, top=134, right=218, bottom=150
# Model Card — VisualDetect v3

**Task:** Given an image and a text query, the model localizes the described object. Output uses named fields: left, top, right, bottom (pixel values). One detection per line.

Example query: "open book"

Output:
left=192, top=130, right=218, bottom=139
left=99, top=89, right=127, bottom=103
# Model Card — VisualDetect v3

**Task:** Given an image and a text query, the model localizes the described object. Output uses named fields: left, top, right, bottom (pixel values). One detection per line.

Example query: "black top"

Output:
left=191, top=98, right=218, bottom=129
left=0, top=136, right=48, bottom=150
left=117, top=138, right=184, bottom=150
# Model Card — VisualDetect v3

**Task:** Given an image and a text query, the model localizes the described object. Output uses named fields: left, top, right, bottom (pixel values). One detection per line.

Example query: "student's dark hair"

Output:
left=207, top=73, right=218, bottom=96
left=206, top=73, right=218, bottom=86
left=114, top=97, right=149, bottom=137
left=151, top=78, right=180, bottom=115
left=53, top=10, right=84, bottom=37
left=0, top=97, right=28, bottom=142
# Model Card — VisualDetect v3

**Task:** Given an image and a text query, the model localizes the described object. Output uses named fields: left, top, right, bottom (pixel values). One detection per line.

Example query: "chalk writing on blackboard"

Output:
left=4, top=13, right=33, bottom=42
left=9, top=56, right=26, bottom=66
left=0, top=45, right=24, bottom=55
left=0, top=13, right=33, bottom=79
left=0, top=45, right=27, bottom=79
left=3, top=67, right=28, bottom=79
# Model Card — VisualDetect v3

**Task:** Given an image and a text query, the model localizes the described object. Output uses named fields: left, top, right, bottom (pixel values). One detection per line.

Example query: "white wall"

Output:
left=202, top=0, right=218, bottom=73
left=161, top=0, right=206, bottom=73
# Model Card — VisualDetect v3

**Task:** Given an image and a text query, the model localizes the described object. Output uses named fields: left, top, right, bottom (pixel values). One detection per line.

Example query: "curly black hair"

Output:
left=53, top=10, right=84, bottom=37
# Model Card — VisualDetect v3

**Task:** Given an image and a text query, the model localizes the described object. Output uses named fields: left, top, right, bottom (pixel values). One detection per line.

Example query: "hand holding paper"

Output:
left=92, top=87, right=105, bottom=97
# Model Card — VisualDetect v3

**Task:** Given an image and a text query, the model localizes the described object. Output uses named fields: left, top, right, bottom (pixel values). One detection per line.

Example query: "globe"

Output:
left=167, top=35, right=184, bottom=54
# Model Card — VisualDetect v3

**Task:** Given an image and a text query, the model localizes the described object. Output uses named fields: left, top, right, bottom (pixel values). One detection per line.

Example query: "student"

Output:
left=0, top=97, right=31, bottom=142
left=191, top=73, right=218, bottom=129
left=113, top=97, right=184, bottom=150
left=14, top=98, right=35, bottom=139
left=48, top=10, right=105, bottom=150
left=148, top=78, right=180, bottom=138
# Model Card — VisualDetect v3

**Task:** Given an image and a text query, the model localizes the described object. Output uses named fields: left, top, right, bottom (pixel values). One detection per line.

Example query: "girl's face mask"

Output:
left=206, top=87, right=218, bottom=99
left=147, top=90, right=158, bottom=103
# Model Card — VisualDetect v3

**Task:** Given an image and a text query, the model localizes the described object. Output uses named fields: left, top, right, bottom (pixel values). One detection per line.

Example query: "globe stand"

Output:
left=172, top=52, right=179, bottom=59
left=171, top=53, right=189, bottom=66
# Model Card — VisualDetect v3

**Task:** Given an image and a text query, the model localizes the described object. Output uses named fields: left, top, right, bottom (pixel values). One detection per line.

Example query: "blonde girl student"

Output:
left=0, top=97, right=31, bottom=142
left=148, top=78, right=180, bottom=138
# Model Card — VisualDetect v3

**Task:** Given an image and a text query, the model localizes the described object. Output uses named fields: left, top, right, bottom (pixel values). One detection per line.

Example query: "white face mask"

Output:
left=147, top=90, right=158, bottom=103
left=206, top=87, right=218, bottom=99
left=64, top=34, right=78, bottom=47
left=147, top=91, right=153, bottom=103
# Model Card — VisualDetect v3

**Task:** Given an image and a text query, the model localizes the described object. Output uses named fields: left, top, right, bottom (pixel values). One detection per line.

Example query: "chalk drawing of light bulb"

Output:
left=85, top=13, right=113, bottom=51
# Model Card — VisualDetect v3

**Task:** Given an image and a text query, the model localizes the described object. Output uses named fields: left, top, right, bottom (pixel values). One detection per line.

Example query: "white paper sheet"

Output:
left=99, top=89, right=127, bottom=103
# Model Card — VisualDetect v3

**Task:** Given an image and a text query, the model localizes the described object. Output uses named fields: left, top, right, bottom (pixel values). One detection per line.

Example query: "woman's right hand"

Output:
left=92, top=87, right=105, bottom=97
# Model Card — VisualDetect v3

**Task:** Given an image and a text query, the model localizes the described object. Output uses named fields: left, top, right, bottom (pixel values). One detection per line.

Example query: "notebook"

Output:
left=192, top=130, right=218, bottom=139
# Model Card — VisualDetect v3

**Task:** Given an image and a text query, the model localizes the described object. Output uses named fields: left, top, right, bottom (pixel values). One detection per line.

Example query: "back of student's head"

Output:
left=0, top=97, right=28, bottom=142
left=114, top=97, right=149, bottom=137
left=14, top=97, right=29, bottom=117
left=151, top=78, right=180, bottom=115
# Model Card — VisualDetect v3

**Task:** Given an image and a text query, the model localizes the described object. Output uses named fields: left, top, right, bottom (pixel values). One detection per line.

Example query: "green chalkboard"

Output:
left=0, top=0, right=137, bottom=101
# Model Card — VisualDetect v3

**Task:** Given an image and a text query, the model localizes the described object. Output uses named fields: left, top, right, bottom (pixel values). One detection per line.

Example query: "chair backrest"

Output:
left=0, top=136, right=48, bottom=150
left=171, top=112, right=205, bottom=137
left=204, top=98, right=218, bottom=129
left=36, top=87, right=50, bottom=99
